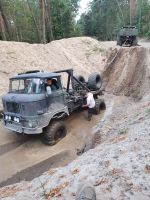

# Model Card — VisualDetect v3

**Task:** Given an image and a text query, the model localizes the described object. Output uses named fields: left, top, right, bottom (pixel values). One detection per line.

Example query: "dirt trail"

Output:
left=0, top=108, right=103, bottom=187
left=0, top=38, right=150, bottom=197
left=0, top=37, right=107, bottom=186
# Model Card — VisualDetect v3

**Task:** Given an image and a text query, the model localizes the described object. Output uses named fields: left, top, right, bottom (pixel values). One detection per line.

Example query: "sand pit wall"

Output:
left=0, top=37, right=107, bottom=110
left=0, top=38, right=150, bottom=112
left=102, top=46, right=150, bottom=99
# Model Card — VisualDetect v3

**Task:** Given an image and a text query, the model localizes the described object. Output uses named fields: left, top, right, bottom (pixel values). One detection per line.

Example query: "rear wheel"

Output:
left=93, top=100, right=101, bottom=115
left=132, top=37, right=138, bottom=46
left=74, top=75, right=85, bottom=87
left=93, top=99, right=106, bottom=115
left=88, top=73, right=102, bottom=90
left=117, top=37, right=122, bottom=46
left=99, top=99, right=106, bottom=110
left=75, top=75, right=85, bottom=83
left=43, top=121, right=67, bottom=145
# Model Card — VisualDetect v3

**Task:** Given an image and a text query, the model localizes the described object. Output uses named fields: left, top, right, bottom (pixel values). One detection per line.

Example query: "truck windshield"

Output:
left=10, top=78, right=44, bottom=94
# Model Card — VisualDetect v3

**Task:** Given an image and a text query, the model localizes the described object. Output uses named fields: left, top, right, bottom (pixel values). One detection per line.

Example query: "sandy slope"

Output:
left=0, top=94, right=150, bottom=200
left=0, top=37, right=150, bottom=199
left=0, top=37, right=107, bottom=108
left=102, top=46, right=150, bottom=99
left=0, top=37, right=150, bottom=107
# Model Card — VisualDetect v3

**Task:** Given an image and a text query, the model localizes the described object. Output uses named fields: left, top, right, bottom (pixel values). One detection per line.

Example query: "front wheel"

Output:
left=42, top=121, right=67, bottom=145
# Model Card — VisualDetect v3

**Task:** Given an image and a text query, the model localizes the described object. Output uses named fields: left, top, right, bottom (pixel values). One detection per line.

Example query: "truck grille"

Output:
left=6, top=102, right=20, bottom=113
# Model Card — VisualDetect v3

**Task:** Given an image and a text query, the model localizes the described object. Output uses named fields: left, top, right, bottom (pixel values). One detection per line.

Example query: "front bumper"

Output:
left=3, top=121, right=43, bottom=134
left=2, top=105, right=69, bottom=134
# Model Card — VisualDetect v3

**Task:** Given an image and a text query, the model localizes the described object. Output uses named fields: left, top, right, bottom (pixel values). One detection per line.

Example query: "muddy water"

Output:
left=0, top=110, right=103, bottom=187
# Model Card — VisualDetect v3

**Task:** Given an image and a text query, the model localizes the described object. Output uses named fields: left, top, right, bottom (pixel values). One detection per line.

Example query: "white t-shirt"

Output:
left=87, top=93, right=95, bottom=108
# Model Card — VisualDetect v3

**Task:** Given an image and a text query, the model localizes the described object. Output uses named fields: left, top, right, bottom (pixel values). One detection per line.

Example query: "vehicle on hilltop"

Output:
left=117, top=26, right=138, bottom=47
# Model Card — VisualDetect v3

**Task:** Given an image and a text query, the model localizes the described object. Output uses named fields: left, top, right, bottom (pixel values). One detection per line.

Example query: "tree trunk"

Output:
left=41, top=0, right=46, bottom=43
left=0, top=2, right=12, bottom=40
left=45, top=0, right=54, bottom=42
left=0, top=11, right=6, bottom=40
left=27, top=0, right=41, bottom=42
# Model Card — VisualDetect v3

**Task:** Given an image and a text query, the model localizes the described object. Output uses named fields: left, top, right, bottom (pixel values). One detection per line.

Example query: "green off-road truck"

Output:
left=117, top=26, right=138, bottom=47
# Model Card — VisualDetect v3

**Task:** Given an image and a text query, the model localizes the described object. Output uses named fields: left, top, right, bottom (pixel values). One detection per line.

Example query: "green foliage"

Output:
left=51, top=0, right=79, bottom=39
left=1, top=0, right=150, bottom=42
left=78, top=0, right=150, bottom=40
left=0, top=0, right=80, bottom=43
left=146, top=108, right=150, bottom=114
left=92, top=46, right=105, bottom=53
left=118, top=127, right=128, bottom=135
left=134, top=112, right=140, bottom=118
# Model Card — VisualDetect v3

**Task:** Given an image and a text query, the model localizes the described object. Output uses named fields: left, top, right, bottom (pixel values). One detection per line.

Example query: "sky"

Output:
left=76, top=0, right=92, bottom=21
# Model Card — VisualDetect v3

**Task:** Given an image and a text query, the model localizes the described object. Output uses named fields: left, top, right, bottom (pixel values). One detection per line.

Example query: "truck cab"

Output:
left=2, top=71, right=68, bottom=135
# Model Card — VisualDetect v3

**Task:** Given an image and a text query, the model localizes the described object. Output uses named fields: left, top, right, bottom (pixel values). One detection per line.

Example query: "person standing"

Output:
left=82, top=90, right=95, bottom=121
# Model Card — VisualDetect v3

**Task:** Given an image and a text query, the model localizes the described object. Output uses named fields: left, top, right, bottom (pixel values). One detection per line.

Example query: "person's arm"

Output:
left=82, top=104, right=88, bottom=108
left=82, top=97, right=90, bottom=108
left=46, top=86, right=52, bottom=95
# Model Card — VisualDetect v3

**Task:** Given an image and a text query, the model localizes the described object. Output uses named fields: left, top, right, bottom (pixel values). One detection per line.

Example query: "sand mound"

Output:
left=102, top=46, right=150, bottom=99
left=0, top=37, right=150, bottom=110
left=0, top=37, right=107, bottom=109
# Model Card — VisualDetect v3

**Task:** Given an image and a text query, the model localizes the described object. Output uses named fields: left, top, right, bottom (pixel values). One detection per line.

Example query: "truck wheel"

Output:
left=43, top=121, right=67, bottom=145
left=93, top=99, right=106, bottom=115
left=88, top=73, right=102, bottom=90
left=117, top=37, right=122, bottom=46
left=132, top=37, right=137, bottom=46
left=74, top=75, right=85, bottom=86
left=99, top=99, right=106, bottom=110
left=93, top=100, right=101, bottom=114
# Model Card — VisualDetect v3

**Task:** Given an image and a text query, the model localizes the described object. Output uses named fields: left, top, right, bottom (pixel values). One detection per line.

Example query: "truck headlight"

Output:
left=14, top=117, right=20, bottom=123
left=28, top=121, right=38, bottom=128
left=5, top=115, right=8, bottom=120
left=16, top=118, right=20, bottom=123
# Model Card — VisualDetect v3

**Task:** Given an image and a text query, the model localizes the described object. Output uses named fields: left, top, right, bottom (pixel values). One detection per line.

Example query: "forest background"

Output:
left=0, top=0, right=150, bottom=43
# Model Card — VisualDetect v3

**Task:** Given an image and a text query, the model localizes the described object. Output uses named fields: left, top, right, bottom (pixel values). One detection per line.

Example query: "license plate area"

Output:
left=5, top=121, right=22, bottom=133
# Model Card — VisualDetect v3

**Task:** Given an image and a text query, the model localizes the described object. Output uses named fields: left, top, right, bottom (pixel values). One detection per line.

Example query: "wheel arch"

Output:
left=42, top=108, right=69, bottom=132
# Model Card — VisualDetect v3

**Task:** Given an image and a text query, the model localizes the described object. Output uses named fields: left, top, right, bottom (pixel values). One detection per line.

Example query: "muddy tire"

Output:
left=99, top=99, right=106, bottom=110
left=93, top=100, right=101, bottom=115
left=43, top=121, right=67, bottom=145
left=88, top=73, right=102, bottom=90
left=74, top=75, right=85, bottom=86
left=117, top=37, right=122, bottom=46
left=132, top=37, right=138, bottom=46
left=76, top=75, right=85, bottom=83
left=93, top=99, right=106, bottom=115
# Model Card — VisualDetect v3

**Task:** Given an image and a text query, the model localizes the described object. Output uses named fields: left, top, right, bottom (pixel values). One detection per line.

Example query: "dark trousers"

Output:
left=88, top=108, right=93, bottom=120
